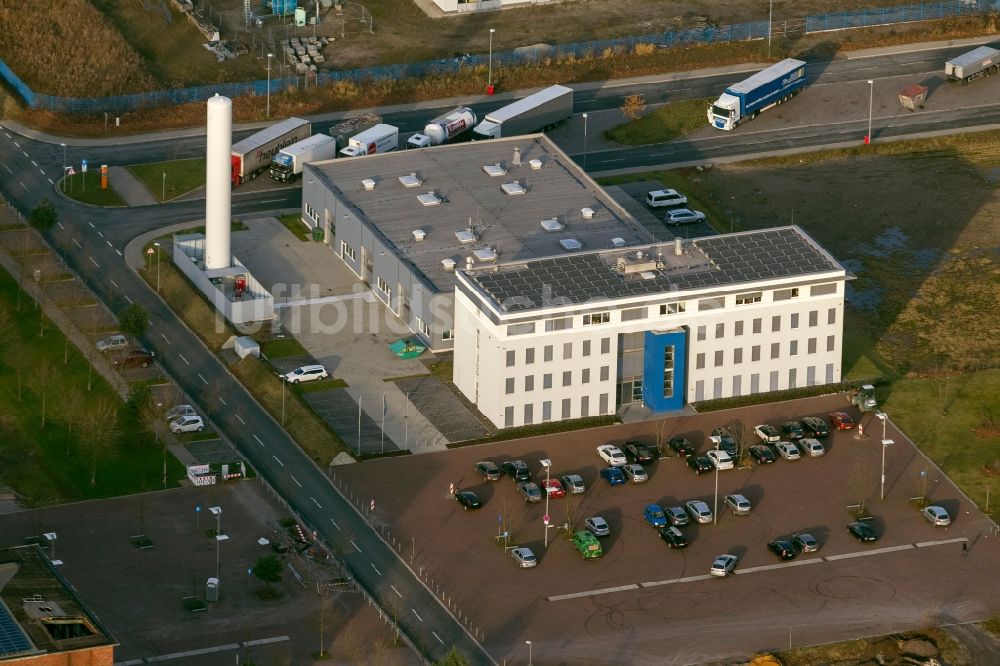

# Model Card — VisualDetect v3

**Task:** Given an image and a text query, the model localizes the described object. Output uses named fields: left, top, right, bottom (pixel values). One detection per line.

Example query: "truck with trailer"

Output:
left=708, top=59, right=807, bottom=131
left=339, top=124, right=399, bottom=158
left=328, top=112, right=382, bottom=151
left=406, top=107, right=478, bottom=149
left=471, top=84, right=574, bottom=140
left=230, top=117, right=311, bottom=188
left=945, top=45, right=999, bottom=83
left=269, top=133, right=338, bottom=182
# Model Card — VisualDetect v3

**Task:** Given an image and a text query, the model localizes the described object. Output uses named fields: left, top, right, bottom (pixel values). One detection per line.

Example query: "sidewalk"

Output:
left=108, top=166, right=158, bottom=206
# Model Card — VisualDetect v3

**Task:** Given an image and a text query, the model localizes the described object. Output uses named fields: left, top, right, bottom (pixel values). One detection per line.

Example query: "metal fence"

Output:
left=2, top=0, right=997, bottom=115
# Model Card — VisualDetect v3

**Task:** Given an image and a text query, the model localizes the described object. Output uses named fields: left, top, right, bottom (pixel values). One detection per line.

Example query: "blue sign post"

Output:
left=196, top=504, right=201, bottom=531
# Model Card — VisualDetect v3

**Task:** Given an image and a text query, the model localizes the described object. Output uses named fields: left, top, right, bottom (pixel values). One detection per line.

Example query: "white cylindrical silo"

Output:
left=205, top=94, right=232, bottom=270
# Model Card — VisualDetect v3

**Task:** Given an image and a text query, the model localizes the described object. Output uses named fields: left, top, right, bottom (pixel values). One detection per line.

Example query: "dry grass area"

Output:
left=775, top=629, right=966, bottom=665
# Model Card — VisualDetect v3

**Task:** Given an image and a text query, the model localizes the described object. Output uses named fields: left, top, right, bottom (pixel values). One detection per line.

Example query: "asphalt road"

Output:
left=0, top=38, right=997, bottom=664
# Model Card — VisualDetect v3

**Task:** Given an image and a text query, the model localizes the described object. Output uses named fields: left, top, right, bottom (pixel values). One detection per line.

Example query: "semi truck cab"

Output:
left=708, top=94, right=742, bottom=131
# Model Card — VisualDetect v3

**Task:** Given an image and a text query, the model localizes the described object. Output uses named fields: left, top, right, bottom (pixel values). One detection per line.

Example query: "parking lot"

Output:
left=334, top=393, right=1000, bottom=665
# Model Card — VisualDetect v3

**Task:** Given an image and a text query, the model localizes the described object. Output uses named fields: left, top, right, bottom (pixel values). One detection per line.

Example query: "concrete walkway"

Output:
left=108, top=166, right=158, bottom=206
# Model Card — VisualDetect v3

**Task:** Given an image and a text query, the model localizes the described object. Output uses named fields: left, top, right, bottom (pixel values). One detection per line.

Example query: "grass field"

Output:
left=604, top=98, right=711, bottom=145
left=60, top=171, right=126, bottom=207
left=129, top=158, right=206, bottom=203
left=278, top=213, right=311, bottom=242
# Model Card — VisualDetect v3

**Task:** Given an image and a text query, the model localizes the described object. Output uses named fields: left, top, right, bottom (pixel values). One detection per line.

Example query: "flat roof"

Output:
left=308, top=135, right=652, bottom=292
left=465, top=226, right=845, bottom=313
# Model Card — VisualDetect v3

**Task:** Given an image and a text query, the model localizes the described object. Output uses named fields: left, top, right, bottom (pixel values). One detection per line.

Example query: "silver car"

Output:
left=685, top=500, right=713, bottom=524
left=664, top=208, right=706, bottom=226
left=776, top=441, right=801, bottom=460
left=164, top=404, right=197, bottom=421
left=711, top=554, right=738, bottom=577
left=585, top=516, right=611, bottom=537
left=511, top=547, right=537, bottom=568
left=622, top=463, right=648, bottom=483
left=666, top=506, right=690, bottom=527
left=799, top=438, right=825, bottom=457
left=922, top=505, right=951, bottom=527
left=724, top=494, right=752, bottom=515
left=560, top=474, right=586, bottom=494
left=280, top=364, right=329, bottom=384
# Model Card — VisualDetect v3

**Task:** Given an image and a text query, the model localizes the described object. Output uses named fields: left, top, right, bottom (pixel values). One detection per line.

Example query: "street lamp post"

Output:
left=582, top=113, right=589, bottom=172
left=60, top=143, right=66, bottom=192
left=526, top=640, right=533, bottom=666
left=768, top=0, right=774, bottom=57
left=208, top=505, right=222, bottom=536
left=161, top=172, right=166, bottom=201
left=380, top=391, right=387, bottom=454
left=215, top=533, right=229, bottom=580
left=540, top=459, right=552, bottom=547
left=488, top=28, right=496, bottom=91
left=710, top=436, right=721, bottom=524
left=866, top=79, right=874, bottom=145
left=153, top=242, right=161, bottom=292
left=880, top=438, right=895, bottom=501
left=267, top=53, right=274, bottom=119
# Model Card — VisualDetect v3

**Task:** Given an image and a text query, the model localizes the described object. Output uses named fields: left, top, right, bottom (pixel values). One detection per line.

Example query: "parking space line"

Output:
left=330, top=518, right=340, bottom=530
left=432, top=631, right=444, bottom=644
left=640, top=575, right=713, bottom=588
left=737, top=557, right=824, bottom=575
left=411, top=608, right=423, bottom=622
left=89, top=256, right=99, bottom=268
left=198, top=373, right=208, bottom=385
left=178, top=354, right=189, bottom=365
left=290, top=475, right=302, bottom=488
left=351, top=540, right=362, bottom=553
left=547, top=583, right=639, bottom=601
left=124, top=295, right=133, bottom=304
left=824, top=544, right=913, bottom=561
left=391, top=585, right=403, bottom=598
left=371, top=562, right=382, bottom=576
left=72, top=238, right=82, bottom=248
left=218, top=397, right=226, bottom=406
left=243, top=636, right=290, bottom=647
left=141, top=642, right=241, bottom=662
left=273, top=291, right=375, bottom=310
left=160, top=333, right=169, bottom=344
left=915, top=537, right=967, bottom=548
left=109, top=278, right=118, bottom=288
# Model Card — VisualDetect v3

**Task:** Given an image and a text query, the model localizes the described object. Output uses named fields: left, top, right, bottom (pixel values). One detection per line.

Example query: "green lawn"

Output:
left=60, top=171, right=126, bottom=207
left=261, top=337, right=310, bottom=359
left=0, top=267, right=184, bottom=506
left=129, top=158, right=206, bottom=203
left=604, top=98, right=711, bottom=145
left=278, top=214, right=312, bottom=242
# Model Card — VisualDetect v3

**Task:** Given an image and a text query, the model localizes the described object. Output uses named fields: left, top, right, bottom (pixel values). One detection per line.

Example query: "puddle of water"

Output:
left=868, top=226, right=909, bottom=258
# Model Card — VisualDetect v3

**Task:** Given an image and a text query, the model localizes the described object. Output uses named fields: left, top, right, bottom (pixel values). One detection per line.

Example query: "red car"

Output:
left=828, top=411, right=855, bottom=430
left=540, top=479, right=566, bottom=498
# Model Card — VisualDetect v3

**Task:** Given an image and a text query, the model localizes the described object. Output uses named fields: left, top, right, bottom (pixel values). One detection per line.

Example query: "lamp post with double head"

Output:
left=540, top=459, right=552, bottom=546
left=710, top=435, right=721, bottom=524
left=582, top=113, right=589, bottom=172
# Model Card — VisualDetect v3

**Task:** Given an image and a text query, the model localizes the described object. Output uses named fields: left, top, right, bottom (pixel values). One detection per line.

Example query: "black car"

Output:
left=502, top=460, right=531, bottom=483
left=454, top=491, right=482, bottom=510
left=801, top=416, right=830, bottom=438
left=658, top=526, right=688, bottom=549
left=711, top=427, right=739, bottom=457
left=624, top=440, right=657, bottom=464
left=474, top=461, right=502, bottom=481
left=780, top=421, right=804, bottom=440
left=767, top=539, right=796, bottom=560
left=686, top=455, right=713, bottom=475
left=668, top=437, right=696, bottom=457
left=847, top=521, right=878, bottom=542
left=749, top=444, right=776, bottom=464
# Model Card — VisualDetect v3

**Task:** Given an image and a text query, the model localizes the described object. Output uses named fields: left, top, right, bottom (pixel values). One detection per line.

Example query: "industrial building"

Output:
left=300, top=135, right=847, bottom=428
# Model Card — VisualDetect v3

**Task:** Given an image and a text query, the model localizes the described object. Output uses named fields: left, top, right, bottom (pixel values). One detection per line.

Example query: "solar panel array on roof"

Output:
left=0, top=602, right=32, bottom=657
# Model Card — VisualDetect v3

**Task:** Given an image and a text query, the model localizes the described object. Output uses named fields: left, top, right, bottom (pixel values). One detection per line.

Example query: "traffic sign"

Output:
left=66, top=167, right=76, bottom=176
left=543, top=514, right=550, bottom=525
left=146, top=248, right=154, bottom=255
left=81, top=159, right=88, bottom=173
left=369, top=499, right=375, bottom=512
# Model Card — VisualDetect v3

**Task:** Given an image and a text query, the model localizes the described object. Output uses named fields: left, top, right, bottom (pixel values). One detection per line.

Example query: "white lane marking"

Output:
left=371, top=563, right=382, bottom=576
left=255, top=198, right=285, bottom=203
left=198, top=373, right=208, bottom=385
left=97, top=231, right=104, bottom=238
left=916, top=537, right=967, bottom=548
left=311, top=497, right=322, bottom=508
left=89, top=256, right=99, bottom=268
left=139, top=643, right=241, bottom=662
left=13, top=141, right=19, bottom=147
left=124, top=295, right=133, bottom=304
left=243, top=636, right=290, bottom=647
left=22, top=150, right=28, bottom=158
left=351, top=540, right=362, bottom=553
left=272, top=455, right=284, bottom=467
left=548, top=583, right=640, bottom=601
left=115, top=249, right=122, bottom=256
left=19, top=182, right=28, bottom=191
left=824, top=544, right=914, bottom=561
left=291, top=475, right=302, bottom=487
left=737, top=557, right=824, bottom=575
left=88, top=221, right=94, bottom=228
left=57, top=222, right=64, bottom=230
left=253, top=434, right=263, bottom=446
left=391, top=585, right=403, bottom=598
left=411, top=608, right=423, bottom=622
left=106, top=240, right=112, bottom=248
left=110, top=278, right=118, bottom=287
left=639, top=575, right=713, bottom=589
left=218, top=397, right=226, bottom=406
left=178, top=354, right=190, bottom=365
left=602, top=157, right=627, bottom=162
left=432, top=631, right=444, bottom=645
left=72, top=238, right=82, bottom=248
left=330, top=518, right=340, bottom=530
left=160, top=333, right=169, bottom=344
left=3, top=164, right=11, bottom=174
left=235, top=414, right=246, bottom=424
left=46, top=178, right=53, bottom=184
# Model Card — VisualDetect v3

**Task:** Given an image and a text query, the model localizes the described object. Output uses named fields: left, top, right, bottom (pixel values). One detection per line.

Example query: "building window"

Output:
left=304, top=203, right=319, bottom=223
left=524, top=404, right=533, bottom=425
left=599, top=393, right=609, bottom=415
left=563, top=342, right=572, bottom=360
left=714, top=350, right=724, bottom=367
left=504, top=406, right=514, bottom=427
left=562, top=371, right=572, bottom=387
left=660, top=302, right=686, bottom=315
left=809, top=310, right=818, bottom=327
left=697, top=326, right=706, bottom=341
left=542, top=401, right=552, bottom=422
left=828, top=308, right=837, bottom=325
left=340, top=241, right=356, bottom=261
left=733, top=375, right=742, bottom=396
left=773, top=287, right=800, bottom=301
left=505, top=350, right=515, bottom=367
left=699, top=297, right=724, bottom=311
left=751, top=345, right=761, bottom=362
left=696, top=353, right=705, bottom=370
left=525, top=375, right=534, bottom=392
left=808, top=338, right=817, bottom=354
left=790, top=313, right=799, bottom=329
left=663, top=345, right=675, bottom=398
left=827, top=335, right=836, bottom=352
left=544, top=345, right=553, bottom=362
left=735, top=320, right=744, bottom=336
left=715, top=323, right=725, bottom=339
left=695, top=380, right=705, bottom=401
left=525, top=348, right=535, bottom=364
left=582, top=340, right=591, bottom=356
left=772, top=315, right=781, bottom=332
left=416, top=317, right=431, bottom=336
left=621, top=307, right=646, bottom=321
left=713, top=377, right=723, bottom=399
left=770, top=370, right=779, bottom=391
left=807, top=366, right=816, bottom=385
left=562, top=398, right=571, bottom=419
left=376, top=276, right=390, bottom=295
left=600, top=366, right=609, bottom=381
left=582, top=368, right=591, bottom=384
left=790, top=340, right=799, bottom=356
left=735, top=291, right=762, bottom=305
left=543, top=373, right=552, bottom=389
left=734, top=348, right=743, bottom=364
left=789, top=368, right=797, bottom=389
left=505, top=378, right=515, bottom=394
left=811, top=283, right=837, bottom=296
left=770, top=342, right=780, bottom=359
left=583, top=312, right=610, bottom=325
left=753, top=318, right=762, bottom=334
left=750, top=373, right=760, bottom=394
left=581, top=395, right=590, bottom=417
left=826, top=363, right=834, bottom=383
left=442, top=329, right=453, bottom=341
left=544, top=317, right=572, bottom=332
left=507, top=323, right=535, bottom=335
left=601, top=337, right=610, bottom=354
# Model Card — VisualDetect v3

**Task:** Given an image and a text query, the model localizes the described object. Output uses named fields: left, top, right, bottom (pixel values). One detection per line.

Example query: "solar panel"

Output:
left=0, top=602, right=32, bottom=656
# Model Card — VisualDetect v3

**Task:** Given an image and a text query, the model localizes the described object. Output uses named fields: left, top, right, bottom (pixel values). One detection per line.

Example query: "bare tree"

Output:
left=28, top=358, right=59, bottom=427
left=850, top=458, right=874, bottom=518
left=725, top=419, right=752, bottom=467
left=54, top=386, right=87, bottom=455
left=80, top=399, right=120, bottom=486
left=652, top=418, right=669, bottom=455
left=4, top=337, right=29, bottom=400
left=620, top=93, right=647, bottom=121
left=140, top=392, right=170, bottom=488
left=0, top=304, right=15, bottom=353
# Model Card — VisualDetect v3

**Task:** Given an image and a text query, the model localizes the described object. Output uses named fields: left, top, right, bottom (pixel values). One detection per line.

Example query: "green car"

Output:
left=389, top=338, right=427, bottom=359
left=572, top=530, right=604, bottom=560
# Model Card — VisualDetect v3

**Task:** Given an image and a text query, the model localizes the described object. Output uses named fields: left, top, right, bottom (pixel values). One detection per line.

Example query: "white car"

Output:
left=664, top=208, right=706, bottom=226
left=164, top=404, right=197, bottom=421
left=685, top=500, right=713, bottom=524
left=711, top=553, right=738, bottom=577
left=922, top=505, right=951, bottom=527
left=776, top=441, right=801, bottom=460
left=754, top=424, right=781, bottom=443
left=707, top=450, right=734, bottom=470
left=597, top=444, right=627, bottom=467
left=646, top=189, right=688, bottom=208
left=622, top=463, right=648, bottom=483
left=170, top=415, right=204, bottom=433
left=280, top=364, right=329, bottom=384
left=96, top=334, right=128, bottom=353
left=799, top=438, right=825, bottom=457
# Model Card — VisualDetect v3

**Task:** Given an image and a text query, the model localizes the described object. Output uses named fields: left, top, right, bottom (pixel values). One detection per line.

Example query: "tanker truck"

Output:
left=406, top=107, right=477, bottom=149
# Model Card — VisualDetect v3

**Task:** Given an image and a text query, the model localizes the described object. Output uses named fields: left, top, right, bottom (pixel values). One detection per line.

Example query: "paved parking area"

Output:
left=303, top=387, right=400, bottom=456
left=333, top=393, right=1000, bottom=665
left=610, top=180, right=719, bottom=240
left=396, top=375, right=491, bottom=443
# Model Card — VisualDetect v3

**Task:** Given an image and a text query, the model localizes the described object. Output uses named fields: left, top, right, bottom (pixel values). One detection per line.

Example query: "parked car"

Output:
left=829, top=411, right=856, bottom=430
left=780, top=421, right=804, bottom=439
left=560, top=474, right=586, bottom=494
left=792, top=533, right=820, bottom=553
left=96, top=334, right=128, bottom=353
left=801, top=416, right=830, bottom=438
left=685, top=500, right=713, bottom=524
left=659, top=526, right=688, bottom=549
left=668, top=437, right=696, bottom=457
left=749, top=444, right=776, bottom=464
left=624, top=440, right=657, bottom=464
left=170, top=415, right=204, bottom=433
left=754, top=424, right=781, bottom=444
left=725, top=494, right=752, bottom=515
left=516, top=482, right=542, bottom=503
left=767, top=539, right=797, bottom=560
left=847, top=521, right=878, bottom=542
left=503, top=460, right=531, bottom=483
left=711, top=427, right=739, bottom=457
left=541, top=479, right=566, bottom=498
left=623, top=463, right=648, bottom=483
left=646, top=188, right=688, bottom=208
left=164, top=404, right=197, bottom=421
left=707, top=450, right=734, bottom=470
left=776, top=441, right=802, bottom=460
left=665, top=208, right=706, bottom=225
left=600, top=466, right=626, bottom=486
left=687, top=455, right=714, bottom=475
left=474, top=461, right=502, bottom=481
left=280, top=364, right=328, bottom=384
left=454, top=491, right=482, bottom=510
left=922, top=505, right=952, bottom=527
left=665, top=506, right=690, bottom=527
left=113, top=348, right=155, bottom=368
left=585, top=516, right=610, bottom=537
left=799, top=438, right=825, bottom=457
left=511, top=547, right=537, bottom=568
left=710, top=553, right=738, bottom=577
left=643, top=504, right=668, bottom=528
left=572, top=530, right=604, bottom=559
left=597, top=444, right=628, bottom=466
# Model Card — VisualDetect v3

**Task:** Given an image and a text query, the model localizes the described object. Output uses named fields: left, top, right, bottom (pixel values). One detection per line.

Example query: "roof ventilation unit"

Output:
left=559, top=239, right=582, bottom=252
left=540, top=218, right=564, bottom=232
left=512, top=146, right=522, bottom=166
left=529, top=158, right=543, bottom=170
left=399, top=172, right=422, bottom=188
left=482, top=163, right=507, bottom=177
left=611, top=237, right=626, bottom=248
left=412, top=229, right=426, bottom=242
left=441, top=258, right=456, bottom=272
left=465, top=256, right=475, bottom=271
left=473, top=247, right=497, bottom=262
left=361, top=178, right=376, bottom=191
left=455, top=229, right=476, bottom=244
left=417, top=191, right=441, bottom=206
left=640, top=271, right=658, bottom=280
left=501, top=181, right=526, bottom=196
left=581, top=207, right=595, bottom=219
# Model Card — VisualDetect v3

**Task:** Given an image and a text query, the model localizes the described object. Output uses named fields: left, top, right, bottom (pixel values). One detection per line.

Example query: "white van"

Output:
left=646, top=189, right=688, bottom=208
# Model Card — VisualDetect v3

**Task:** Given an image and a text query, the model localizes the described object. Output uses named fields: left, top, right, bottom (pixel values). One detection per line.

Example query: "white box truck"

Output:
left=329, top=112, right=382, bottom=151
left=407, top=107, right=477, bottom=148
left=471, top=85, right=574, bottom=140
left=269, top=133, right=337, bottom=182
left=230, top=117, right=311, bottom=187
left=339, top=124, right=399, bottom=157
left=945, top=45, right=1000, bottom=83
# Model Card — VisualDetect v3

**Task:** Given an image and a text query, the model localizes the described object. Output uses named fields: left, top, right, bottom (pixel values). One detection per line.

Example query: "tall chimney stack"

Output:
left=205, top=94, right=232, bottom=270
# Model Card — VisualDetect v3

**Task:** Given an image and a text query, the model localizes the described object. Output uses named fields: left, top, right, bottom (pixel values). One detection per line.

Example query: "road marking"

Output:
left=3, top=165, right=11, bottom=174
left=737, top=557, right=824, bottom=575
left=411, top=608, right=423, bottom=622
left=218, top=397, right=226, bottom=406
left=47, top=178, right=53, bottom=184
left=432, top=631, right=444, bottom=645
left=255, top=198, right=286, bottom=203
left=291, top=475, right=302, bottom=487
left=391, top=585, right=403, bottom=598
left=272, top=455, right=284, bottom=467
left=124, top=294, right=133, bottom=304
left=178, top=354, right=190, bottom=365
left=330, top=518, right=340, bottom=530
left=22, top=150, right=28, bottom=158
left=57, top=222, right=64, bottom=230
left=118, top=635, right=289, bottom=663
left=916, top=537, right=967, bottom=548
left=73, top=238, right=82, bottom=248
left=235, top=414, right=246, bottom=425
left=252, top=434, right=263, bottom=446
left=602, top=157, right=627, bottom=162
left=351, top=540, right=362, bottom=553
left=311, top=497, right=322, bottom=508
left=639, top=575, right=713, bottom=588
left=106, top=240, right=112, bottom=248
left=243, top=635, right=290, bottom=647
left=160, top=333, right=170, bottom=344
left=115, top=249, right=122, bottom=256
left=13, top=141, right=19, bottom=148
left=371, top=563, right=382, bottom=576
left=548, top=583, right=640, bottom=601
left=198, top=373, right=208, bottom=385
left=88, top=221, right=94, bottom=228
left=109, top=278, right=118, bottom=288
left=19, top=182, right=28, bottom=191
left=89, top=256, right=99, bottom=268
left=824, top=544, right=914, bottom=561
left=274, top=291, right=376, bottom=309
left=97, top=231, right=104, bottom=238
